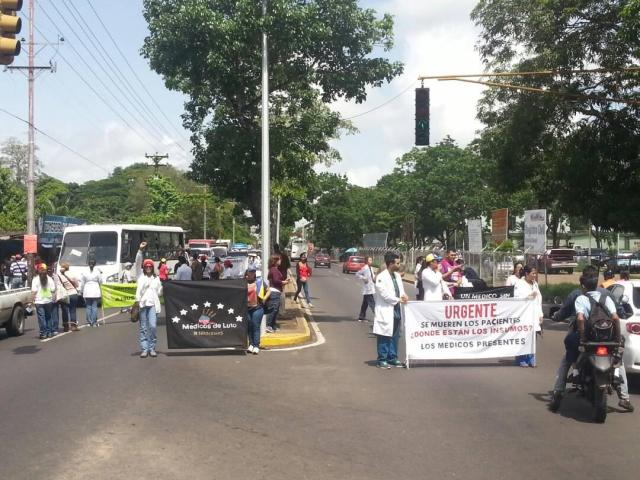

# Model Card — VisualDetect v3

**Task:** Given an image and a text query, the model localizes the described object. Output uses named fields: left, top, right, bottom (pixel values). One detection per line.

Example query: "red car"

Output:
left=314, top=253, right=331, bottom=268
left=343, top=256, right=365, bottom=274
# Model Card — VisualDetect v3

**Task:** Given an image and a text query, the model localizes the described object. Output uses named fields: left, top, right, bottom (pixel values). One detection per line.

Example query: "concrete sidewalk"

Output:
left=260, top=278, right=312, bottom=348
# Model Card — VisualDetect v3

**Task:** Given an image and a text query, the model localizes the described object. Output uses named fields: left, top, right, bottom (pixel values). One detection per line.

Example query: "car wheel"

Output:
left=6, top=305, right=25, bottom=336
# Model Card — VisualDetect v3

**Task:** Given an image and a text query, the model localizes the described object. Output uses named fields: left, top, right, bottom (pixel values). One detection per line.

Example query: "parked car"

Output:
left=314, top=253, right=331, bottom=268
left=343, top=256, right=365, bottom=274
left=607, top=280, right=640, bottom=375
left=536, top=248, right=578, bottom=274
left=0, top=287, right=31, bottom=337
left=605, top=252, right=640, bottom=273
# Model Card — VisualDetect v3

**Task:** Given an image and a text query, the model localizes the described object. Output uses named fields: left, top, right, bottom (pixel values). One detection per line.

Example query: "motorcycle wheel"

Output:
left=594, top=388, right=607, bottom=423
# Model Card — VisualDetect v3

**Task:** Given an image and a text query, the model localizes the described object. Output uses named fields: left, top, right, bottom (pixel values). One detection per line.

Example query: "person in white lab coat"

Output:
left=373, top=252, right=408, bottom=369
left=514, top=265, right=544, bottom=367
left=421, top=254, right=451, bottom=301
left=356, top=257, right=376, bottom=321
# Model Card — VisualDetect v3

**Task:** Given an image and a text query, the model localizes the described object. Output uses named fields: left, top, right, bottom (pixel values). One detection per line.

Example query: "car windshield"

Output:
left=59, top=231, right=118, bottom=266
left=351, top=257, right=364, bottom=263
left=189, top=243, right=208, bottom=249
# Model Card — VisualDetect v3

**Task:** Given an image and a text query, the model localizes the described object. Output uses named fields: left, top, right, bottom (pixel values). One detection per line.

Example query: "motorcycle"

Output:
left=571, top=341, right=623, bottom=423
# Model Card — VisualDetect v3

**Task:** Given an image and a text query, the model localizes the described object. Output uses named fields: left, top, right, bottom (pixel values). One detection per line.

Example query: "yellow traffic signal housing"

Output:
left=0, top=0, right=23, bottom=65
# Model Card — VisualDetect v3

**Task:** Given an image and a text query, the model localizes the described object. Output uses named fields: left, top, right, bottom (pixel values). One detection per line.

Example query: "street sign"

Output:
left=524, top=209, right=547, bottom=254
left=467, top=219, right=483, bottom=253
left=491, top=209, right=509, bottom=244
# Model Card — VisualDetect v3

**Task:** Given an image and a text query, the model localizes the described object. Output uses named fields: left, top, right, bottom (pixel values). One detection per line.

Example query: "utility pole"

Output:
left=145, top=152, right=169, bottom=176
left=276, top=197, right=281, bottom=246
left=5, top=0, right=57, bottom=276
left=260, top=0, right=270, bottom=262
left=232, top=217, right=236, bottom=245
left=200, top=185, right=208, bottom=239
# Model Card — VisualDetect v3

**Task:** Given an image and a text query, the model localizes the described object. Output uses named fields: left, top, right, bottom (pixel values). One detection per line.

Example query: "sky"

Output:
left=0, top=0, right=486, bottom=187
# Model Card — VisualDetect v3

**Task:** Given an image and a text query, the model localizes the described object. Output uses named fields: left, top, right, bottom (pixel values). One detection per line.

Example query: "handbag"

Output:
left=56, top=274, right=70, bottom=304
left=130, top=302, right=141, bottom=322
left=131, top=280, right=151, bottom=322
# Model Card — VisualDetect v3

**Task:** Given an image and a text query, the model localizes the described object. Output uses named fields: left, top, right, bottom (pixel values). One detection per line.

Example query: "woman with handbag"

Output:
left=79, top=258, right=102, bottom=327
left=245, top=268, right=269, bottom=354
left=53, top=262, right=80, bottom=332
left=293, top=253, right=313, bottom=307
left=136, top=259, right=163, bottom=358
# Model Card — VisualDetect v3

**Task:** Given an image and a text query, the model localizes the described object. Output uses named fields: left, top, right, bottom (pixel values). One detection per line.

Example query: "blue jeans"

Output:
left=139, top=305, right=157, bottom=352
left=294, top=280, right=310, bottom=302
left=36, top=303, right=54, bottom=337
left=516, top=353, right=536, bottom=366
left=265, top=291, right=281, bottom=329
left=247, top=306, right=263, bottom=348
left=10, top=277, right=24, bottom=289
left=376, top=328, right=400, bottom=363
left=85, top=298, right=99, bottom=326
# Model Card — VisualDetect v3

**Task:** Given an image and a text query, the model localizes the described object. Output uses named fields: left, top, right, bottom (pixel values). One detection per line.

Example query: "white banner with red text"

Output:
left=403, top=299, right=537, bottom=366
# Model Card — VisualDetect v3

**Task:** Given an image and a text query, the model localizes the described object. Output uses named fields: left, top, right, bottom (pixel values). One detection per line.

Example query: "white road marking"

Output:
left=40, top=311, right=123, bottom=343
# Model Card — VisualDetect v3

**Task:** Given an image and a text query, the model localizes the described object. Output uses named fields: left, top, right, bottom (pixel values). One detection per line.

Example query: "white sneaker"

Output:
left=247, top=345, right=255, bottom=353
left=252, top=346, right=259, bottom=355
left=308, top=303, right=314, bottom=308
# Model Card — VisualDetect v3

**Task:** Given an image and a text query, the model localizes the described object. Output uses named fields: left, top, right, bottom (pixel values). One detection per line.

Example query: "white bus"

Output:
left=57, top=224, right=185, bottom=282
left=290, top=238, right=309, bottom=261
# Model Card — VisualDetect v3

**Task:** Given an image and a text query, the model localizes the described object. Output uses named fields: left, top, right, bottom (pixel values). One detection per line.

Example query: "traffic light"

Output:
left=415, top=87, right=430, bottom=146
left=0, top=0, right=23, bottom=66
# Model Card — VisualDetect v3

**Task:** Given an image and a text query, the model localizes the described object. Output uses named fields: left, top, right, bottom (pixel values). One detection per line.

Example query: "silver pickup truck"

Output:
left=0, top=287, right=31, bottom=336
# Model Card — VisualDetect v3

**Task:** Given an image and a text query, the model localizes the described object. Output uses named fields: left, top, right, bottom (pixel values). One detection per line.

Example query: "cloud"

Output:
left=330, top=0, right=485, bottom=185
left=37, top=122, right=192, bottom=183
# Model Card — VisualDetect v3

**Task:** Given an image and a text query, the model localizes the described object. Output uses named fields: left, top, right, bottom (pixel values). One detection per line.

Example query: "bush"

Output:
left=540, top=283, right=578, bottom=303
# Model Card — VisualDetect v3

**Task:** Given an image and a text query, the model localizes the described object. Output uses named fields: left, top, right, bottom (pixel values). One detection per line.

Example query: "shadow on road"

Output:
left=13, top=345, right=41, bottom=355
left=529, top=390, right=632, bottom=424
left=157, top=349, right=247, bottom=357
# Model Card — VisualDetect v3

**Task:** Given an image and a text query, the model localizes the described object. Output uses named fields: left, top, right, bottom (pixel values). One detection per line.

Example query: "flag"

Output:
left=163, top=279, right=248, bottom=349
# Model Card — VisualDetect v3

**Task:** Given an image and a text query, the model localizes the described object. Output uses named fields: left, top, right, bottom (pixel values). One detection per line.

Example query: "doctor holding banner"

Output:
left=403, top=298, right=537, bottom=369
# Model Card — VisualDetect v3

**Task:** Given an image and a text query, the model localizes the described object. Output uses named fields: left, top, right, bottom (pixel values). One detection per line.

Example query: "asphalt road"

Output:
left=0, top=269, right=638, bottom=480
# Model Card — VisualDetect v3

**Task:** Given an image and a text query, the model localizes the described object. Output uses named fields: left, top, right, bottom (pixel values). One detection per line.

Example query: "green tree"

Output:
left=0, top=167, right=26, bottom=232
left=141, top=176, right=184, bottom=224
left=0, top=137, right=41, bottom=186
left=141, top=0, right=403, bottom=222
left=472, top=0, right=640, bottom=234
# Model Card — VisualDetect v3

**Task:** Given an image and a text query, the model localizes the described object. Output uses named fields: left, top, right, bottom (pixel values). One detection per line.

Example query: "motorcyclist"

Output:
left=550, top=268, right=633, bottom=412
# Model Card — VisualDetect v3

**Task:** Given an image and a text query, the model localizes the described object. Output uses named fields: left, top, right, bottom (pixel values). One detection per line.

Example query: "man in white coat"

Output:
left=356, top=257, right=376, bottom=321
left=373, top=252, right=408, bottom=369
left=421, top=254, right=451, bottom=301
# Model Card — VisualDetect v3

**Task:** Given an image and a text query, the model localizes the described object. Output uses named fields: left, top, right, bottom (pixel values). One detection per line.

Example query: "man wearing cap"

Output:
left=30, top=263, right=57, bottom=339
left=373, top=252, right=409, bottom=369
left=421, top=254, right=451, bottom=301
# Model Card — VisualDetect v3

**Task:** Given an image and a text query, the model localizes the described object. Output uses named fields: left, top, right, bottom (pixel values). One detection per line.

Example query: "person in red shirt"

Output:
left=158, top=258, right=169, bottom=282
left=266, top=254, right=291, bottom=333
left=293, top=253, right=313, bottom=307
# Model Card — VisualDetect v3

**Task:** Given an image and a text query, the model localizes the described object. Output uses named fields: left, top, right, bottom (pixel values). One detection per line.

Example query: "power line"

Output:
left=37, top=5, right=160, bottom=150
left=84, top=0, right=191, bottom=146
left=343, top=81, right=416, bottom=120
left=0, top=107, right=110, bottom=173
left=42, top=2, right=167, bottom=148
left=63, top=0, right=184, bottom=149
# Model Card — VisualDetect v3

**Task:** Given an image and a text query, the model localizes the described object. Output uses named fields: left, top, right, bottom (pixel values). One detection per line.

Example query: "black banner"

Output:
left=453, top=286, right=514, bottom=300
left=164, top=280, right=248, bottom=349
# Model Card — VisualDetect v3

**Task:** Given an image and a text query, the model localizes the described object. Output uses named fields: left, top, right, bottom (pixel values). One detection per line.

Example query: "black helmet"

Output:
left=604, top=270, right=614, bottom=279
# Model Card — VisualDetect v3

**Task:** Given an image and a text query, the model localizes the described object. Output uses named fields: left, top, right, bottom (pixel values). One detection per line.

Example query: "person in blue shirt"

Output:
left=550, top=270, right=633, bottom=412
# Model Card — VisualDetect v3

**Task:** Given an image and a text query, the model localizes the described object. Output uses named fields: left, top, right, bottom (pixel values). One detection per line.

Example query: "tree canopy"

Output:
left=141, top=0, right=403, bottom=224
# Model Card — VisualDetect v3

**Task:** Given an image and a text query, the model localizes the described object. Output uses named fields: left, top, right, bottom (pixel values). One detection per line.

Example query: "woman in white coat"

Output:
left=373, top=252, right=408, bottom=369
left=136, top=259, right=163, bottom=358
left=514, top=265, right=544, bottom=367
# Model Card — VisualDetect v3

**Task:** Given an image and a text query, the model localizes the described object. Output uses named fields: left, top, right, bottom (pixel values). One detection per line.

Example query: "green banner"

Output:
left=100, top=283, right=137, bottom=309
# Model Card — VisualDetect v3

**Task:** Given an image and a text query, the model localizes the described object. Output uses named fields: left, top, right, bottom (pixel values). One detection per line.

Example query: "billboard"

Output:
left=524, top=209, right=547, bottom=254
left=491, top=209, right=509, bottom=244
left=37, top=215, right=85, bottom=247
left=362, top=232, right=388, bottom=249
left=467, top=219, right=483, bottom=253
